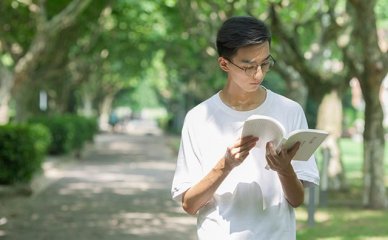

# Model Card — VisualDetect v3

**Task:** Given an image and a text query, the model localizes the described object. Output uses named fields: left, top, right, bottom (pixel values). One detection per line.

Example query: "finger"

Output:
left=230, top=145, right=250, bottom=156
left=265, top=154, right=275, bottom=169
left=234, top=136, right=258, bottom=148
left=287, top=141, right=301, bottom=157
left=265, top=143, right=276, bottom=160
left=266, top=141, right=277, bottom=157
left=234, top=152, right=249, bottom=163
left=231, top=142, right=257, bottom=155
left=266, top=143, right=282, bottom=169
left=238, top=140, right=258, bottom=153
left=225, top=147, right=233, bottom=159
left=266, top=150, right=278, bottom=164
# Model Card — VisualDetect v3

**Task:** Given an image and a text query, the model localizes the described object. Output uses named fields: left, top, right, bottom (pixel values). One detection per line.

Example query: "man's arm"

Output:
left=182, top=136, right=258, bottom=215
left=277, top=165, right=304, bottom=207
left=265, top=142, right=304, bottom=207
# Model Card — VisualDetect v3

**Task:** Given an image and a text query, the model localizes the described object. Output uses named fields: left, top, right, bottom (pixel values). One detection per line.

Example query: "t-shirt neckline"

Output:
left=214, top=87, right=273, bottom=118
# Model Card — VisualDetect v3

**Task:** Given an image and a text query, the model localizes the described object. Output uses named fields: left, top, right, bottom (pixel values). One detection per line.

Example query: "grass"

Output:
left=317, top=138, right=388, bottom=188
left=296, top=207, right=388, bottom=240
left=296, top=138, right=388, bottom=240
left=340, top=138, right=388, bottom=176
left=167, top=135, right=388, bottom=239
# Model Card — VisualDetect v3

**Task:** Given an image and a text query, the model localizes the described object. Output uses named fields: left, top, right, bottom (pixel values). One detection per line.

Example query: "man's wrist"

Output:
left=216, top=156, right=234, bottom=174
left=277, top=164, right=297, bottom=178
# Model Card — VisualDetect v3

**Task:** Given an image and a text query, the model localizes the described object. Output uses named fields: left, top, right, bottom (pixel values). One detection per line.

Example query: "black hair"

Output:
left=216, top=16, right=271, bottom=59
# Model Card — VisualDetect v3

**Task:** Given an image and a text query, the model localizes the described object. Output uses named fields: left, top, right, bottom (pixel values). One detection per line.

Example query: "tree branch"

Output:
left=35, top=0, right=47, bottom=31
left=268, top=3, right=339, bottom=100
left=320, top=2, right=342, bottom=45
left=347, top=0, right=388, bottom=80
left=48, top=0, right=93, bottom=34
left=269, top=4, right=304, bottom=64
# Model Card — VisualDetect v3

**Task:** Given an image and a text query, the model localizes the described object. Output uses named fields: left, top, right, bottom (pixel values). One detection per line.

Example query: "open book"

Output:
left=241, top=115, right=328, bottom=161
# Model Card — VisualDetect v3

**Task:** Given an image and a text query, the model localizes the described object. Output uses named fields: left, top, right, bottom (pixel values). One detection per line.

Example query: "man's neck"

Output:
left=219, top=86, right=267, bottom=111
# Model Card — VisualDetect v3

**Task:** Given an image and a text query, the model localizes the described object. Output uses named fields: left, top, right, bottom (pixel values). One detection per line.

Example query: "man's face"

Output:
left=226, top=41, right=271, bottom=92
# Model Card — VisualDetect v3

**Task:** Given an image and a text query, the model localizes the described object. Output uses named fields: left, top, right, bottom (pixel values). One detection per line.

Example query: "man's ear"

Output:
left=218, top=57, right=229, bottom=72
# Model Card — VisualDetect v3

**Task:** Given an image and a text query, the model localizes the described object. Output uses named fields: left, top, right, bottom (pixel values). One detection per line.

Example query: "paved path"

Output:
left=0, top=133, right=197, bottom=240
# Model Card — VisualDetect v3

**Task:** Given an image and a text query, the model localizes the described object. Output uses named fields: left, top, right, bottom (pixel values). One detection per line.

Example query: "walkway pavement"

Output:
left=0, top=132, right=197, bottom=240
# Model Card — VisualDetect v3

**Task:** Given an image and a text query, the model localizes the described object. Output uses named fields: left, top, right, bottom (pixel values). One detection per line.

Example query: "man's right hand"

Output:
left=224, top=136, right=259, bottom=170
left=182, top=135, right=258, bottom=215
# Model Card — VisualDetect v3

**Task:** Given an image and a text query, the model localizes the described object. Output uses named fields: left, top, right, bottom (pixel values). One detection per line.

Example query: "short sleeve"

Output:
left=171, top=115, right=203, bottom=202
left=290, top=106, right=320, bottom=187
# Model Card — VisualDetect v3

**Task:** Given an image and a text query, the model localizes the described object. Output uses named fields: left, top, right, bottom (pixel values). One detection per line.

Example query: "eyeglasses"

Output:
left=225, top=55, right=276, bottom=77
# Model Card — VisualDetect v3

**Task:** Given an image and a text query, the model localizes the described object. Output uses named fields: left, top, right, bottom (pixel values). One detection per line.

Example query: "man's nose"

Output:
left=253, top=66, right=264, bottom=81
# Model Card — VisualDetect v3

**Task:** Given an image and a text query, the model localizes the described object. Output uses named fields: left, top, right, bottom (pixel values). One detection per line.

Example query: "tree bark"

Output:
left=274, top=62, right=307, bottom=107
left=0, top=93, right=10, bottom=124
left=268, top=3, right=349, bottom=192
left=12, top=33, right=48, bottom=121
left=0, top=64, right=12, bottom=124
left=347, top=0, right=388, bottom=209
left=98, top=94, right=115, bottom=131
left=316, top=89, right=348, bottom=190
left=362, top=90, right=386, bottom=208
left=80, top=90, right=95, bottom=117
left=10, top=0, right=92, bottom=122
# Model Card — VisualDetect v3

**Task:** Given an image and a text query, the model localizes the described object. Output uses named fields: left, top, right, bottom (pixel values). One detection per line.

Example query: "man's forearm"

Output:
left=182, top=157, right=232, bottom=215
left=182, top=136, right=258, bottom=215
left=277, top=165, right=304, bottom=207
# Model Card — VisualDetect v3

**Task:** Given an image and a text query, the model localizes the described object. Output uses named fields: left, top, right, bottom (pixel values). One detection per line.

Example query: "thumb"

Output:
left=287, top=141, right=301, bottom=157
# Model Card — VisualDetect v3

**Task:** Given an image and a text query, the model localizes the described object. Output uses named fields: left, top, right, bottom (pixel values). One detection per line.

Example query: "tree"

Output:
left=265, top=0, right=387, bottom=208
left=0, top=62, right=12, bottom=124
left=87, top=0, right=173, bottom=129
left=159, top=0, right=387, bottom=208
left=347, top=0, right=387, bottom=208
left=0, top=0, right=94, bottom=122
left=18, top=0, right=95, bottom=121
left=159, top=0, right=240, bottom=131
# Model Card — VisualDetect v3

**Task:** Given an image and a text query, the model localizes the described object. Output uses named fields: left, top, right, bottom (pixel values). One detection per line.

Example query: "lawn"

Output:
left=296, top=138, right=388, bottom=240
left=167, top=136, right=388, bottom=239
left=296, top=206, right=388, bottom=240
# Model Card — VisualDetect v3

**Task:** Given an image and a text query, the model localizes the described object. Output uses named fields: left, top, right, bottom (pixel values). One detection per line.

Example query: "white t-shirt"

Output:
left=171, top=89, right=320, bottom=240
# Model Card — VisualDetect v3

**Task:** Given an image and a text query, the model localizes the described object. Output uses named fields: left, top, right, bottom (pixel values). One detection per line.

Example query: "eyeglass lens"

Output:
left=245, top=58, right=274, bottom=76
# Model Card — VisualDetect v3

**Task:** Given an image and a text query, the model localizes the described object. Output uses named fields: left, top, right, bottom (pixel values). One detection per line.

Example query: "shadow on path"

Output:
left=0, top=133, right=196, bottom=240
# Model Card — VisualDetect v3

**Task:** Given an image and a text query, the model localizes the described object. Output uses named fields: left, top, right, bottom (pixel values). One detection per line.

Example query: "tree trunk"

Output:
left=362, top=82, right=386, bottom=208
left=0, top=65, right=12, bottom=124
left=274, top=63, right=307, bottom=107
left=55, top=81, right=73, bottom=114
left=11, top=32, right=48, bottom=122
left=80, top=90, right=95, bottom=117
left=0, top=94, right=10, bottom=124
left=10, top=0, right=93, bottom=122
left=316, top=89, right=348, bottom=190
left=347, top=0, right=388, bottom=209
left=98, top=94, right=115, bottom=131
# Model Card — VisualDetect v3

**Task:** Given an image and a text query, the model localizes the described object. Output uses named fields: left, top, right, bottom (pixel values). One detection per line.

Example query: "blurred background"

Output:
left=0, top=0, right=387, bottom=239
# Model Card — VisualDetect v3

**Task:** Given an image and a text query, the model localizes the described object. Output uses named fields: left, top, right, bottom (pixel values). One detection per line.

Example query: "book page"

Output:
left=282, top=129, right=328, bottom=161
left=241, top=115, right=286, bottom=148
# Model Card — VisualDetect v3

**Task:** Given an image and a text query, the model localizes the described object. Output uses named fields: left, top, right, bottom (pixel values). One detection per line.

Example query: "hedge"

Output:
left=29, top=115, right=98, bottom=155
left=0, top=124, right=51, bottom=184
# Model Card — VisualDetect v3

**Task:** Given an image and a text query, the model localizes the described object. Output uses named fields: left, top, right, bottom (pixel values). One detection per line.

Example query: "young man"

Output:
left=171, top=16, right=319, bottom=240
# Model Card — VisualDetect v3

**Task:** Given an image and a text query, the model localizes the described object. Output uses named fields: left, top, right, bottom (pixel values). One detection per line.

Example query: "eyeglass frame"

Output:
left=224, top=55, right=276, bottom=77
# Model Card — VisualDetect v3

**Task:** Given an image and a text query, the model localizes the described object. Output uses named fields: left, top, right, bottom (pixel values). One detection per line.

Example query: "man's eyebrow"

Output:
left=241, top=55, right=271, bottom=64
